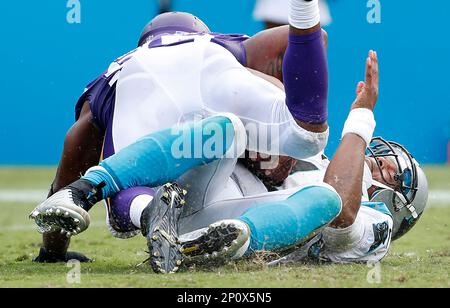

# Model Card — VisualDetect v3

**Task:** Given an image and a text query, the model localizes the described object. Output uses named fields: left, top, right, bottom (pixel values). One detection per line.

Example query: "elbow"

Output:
left=285, top=125, right=329, bottom=159
left=331, top=197, right=361, bottom=229
left=334, top=209, right=358, bottom=229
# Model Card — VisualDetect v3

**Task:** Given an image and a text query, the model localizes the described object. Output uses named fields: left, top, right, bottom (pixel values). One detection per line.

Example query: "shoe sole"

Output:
left=30, top=191, right=90, bottom=237
left=181, top=220, right=249, bottom=263
left=146, top=183, right=187, bottom=274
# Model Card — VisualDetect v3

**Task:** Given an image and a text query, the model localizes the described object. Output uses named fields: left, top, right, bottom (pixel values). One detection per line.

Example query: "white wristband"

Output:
left=289, top=0, right=321, bottom=29
left=341, top=108, right=376, bottom=146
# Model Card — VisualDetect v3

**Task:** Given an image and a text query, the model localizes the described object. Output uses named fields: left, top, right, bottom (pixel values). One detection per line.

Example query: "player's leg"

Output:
left=105, top=187, right=155, bottom=239
left=30, top=113, right=246, bottom=235
left=84, top=114, right=245, bottom=199
left=283, top=0, right=329, bottom=130
left=178, top=185, right=291, bottom=235
left=202, top=1, right=329, bottom=161
left=244, top=25, right=328, bottom=82
left=177, top=157, right=239, bottom=218
left=270, top=206, right=394, bottom=265
left=181, top=184, right=342, bottom=262
left=102, top=158, right=239, bottom=237
left=107, top=156, right=239, bottom=273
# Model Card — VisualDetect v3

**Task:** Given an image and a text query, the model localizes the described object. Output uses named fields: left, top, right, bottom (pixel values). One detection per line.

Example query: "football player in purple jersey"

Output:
left=33, top=5, right=330, bottom=263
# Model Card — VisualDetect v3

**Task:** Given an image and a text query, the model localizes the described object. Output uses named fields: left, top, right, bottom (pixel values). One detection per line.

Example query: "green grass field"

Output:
left=0, top=166, right=449, bottom=288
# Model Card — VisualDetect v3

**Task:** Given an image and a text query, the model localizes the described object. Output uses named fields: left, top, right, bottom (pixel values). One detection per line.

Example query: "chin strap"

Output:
left=371, top=179, right=418, bottom=219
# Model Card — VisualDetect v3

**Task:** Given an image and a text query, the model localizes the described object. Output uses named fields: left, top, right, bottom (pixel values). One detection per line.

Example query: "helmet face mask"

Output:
left=367, top=138, right=418, bottom=211
left=367, top=137, right=428, bottom=240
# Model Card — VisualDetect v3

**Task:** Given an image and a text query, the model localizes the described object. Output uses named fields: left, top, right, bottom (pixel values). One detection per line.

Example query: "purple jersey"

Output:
left=75, top=33, right=249, bottom=132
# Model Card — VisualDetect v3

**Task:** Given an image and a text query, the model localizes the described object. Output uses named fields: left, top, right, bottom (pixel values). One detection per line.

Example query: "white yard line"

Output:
left=428, top=190, right=450, bottom=204
left=1, top=188, right=450, bottom=207
left=0, top=221, right=105, bottom=233
left=0, top=189, right=48, bottom=203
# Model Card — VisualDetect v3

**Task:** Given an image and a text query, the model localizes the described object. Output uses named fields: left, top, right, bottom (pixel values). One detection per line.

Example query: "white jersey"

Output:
left=274, top=205, right=393, bottom=264
left=111, top=33, right=328, bottom=159
left=202, top=152, right=394, bottom=263
left=178, top=153, right=394, bottom=264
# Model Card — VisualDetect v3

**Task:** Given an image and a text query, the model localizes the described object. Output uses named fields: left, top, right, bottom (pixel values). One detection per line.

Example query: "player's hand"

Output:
left=33, top=247, right=92, bottom=263
left=351, top=50, right=379, bottom=111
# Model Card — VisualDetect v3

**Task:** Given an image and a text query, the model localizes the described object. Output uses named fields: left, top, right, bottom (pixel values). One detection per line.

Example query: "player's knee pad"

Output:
left=107, top=187, right=155, bottom=238
left=213, top=113, right=247, bottom=159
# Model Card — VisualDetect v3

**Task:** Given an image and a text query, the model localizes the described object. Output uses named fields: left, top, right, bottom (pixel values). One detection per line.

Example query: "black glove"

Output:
left=33, top=247, right=92, bottom=263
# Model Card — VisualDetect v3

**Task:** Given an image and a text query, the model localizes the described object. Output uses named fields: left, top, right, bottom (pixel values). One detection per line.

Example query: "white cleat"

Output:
left=29, top=189, right=91, bottom=235
left=180, top=219, right=251, bottom=264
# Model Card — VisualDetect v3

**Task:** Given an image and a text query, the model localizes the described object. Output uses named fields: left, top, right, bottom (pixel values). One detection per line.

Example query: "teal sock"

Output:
left=82, top=168, right=120, bottom=198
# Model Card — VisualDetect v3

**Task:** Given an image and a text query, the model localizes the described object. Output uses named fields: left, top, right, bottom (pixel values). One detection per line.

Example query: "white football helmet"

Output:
left=367, top=137, right=429, bottom=240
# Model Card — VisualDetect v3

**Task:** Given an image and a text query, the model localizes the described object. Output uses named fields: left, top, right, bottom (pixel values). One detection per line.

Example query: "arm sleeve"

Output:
left=201, top=63, right=328, bottom=160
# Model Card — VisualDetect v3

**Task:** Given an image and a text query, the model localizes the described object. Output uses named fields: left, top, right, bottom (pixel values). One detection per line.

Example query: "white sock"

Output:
left=130, top=194, right=154, bottom=229
left=289, top=0, right=321, bottom=29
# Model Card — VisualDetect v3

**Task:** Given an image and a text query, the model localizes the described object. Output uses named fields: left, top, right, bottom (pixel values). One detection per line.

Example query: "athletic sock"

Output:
left=130, top=194, right=153, bottom=229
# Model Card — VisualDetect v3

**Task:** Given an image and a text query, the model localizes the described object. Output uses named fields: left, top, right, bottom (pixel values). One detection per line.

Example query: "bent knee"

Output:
left=311, top=185, right=343, bottom=220
left=289, top=184, right=343, bottom=223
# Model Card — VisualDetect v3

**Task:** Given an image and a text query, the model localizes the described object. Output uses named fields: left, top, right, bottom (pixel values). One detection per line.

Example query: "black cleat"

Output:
left=141, top=183, right=187, bottom=274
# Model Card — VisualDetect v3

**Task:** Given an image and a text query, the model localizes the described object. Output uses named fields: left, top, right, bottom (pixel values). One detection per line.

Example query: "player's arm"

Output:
left=244, top=26, right=328, bottom=82
left=244, top=25, right=329, bottom=135
left=244, top=26, right=290, bottom=82
left=50, top=101, right=105, bottom=194
left=324, top=51, right=379, bottom=228
left=242, top=1, right=332, bottom=138
left=35, top=101, right=105, bottom=263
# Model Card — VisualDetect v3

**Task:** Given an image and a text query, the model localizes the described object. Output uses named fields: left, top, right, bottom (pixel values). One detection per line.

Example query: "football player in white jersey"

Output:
left=174, top=48, right=428, bottom=265
left=178, top=135, right=428, bottom=265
